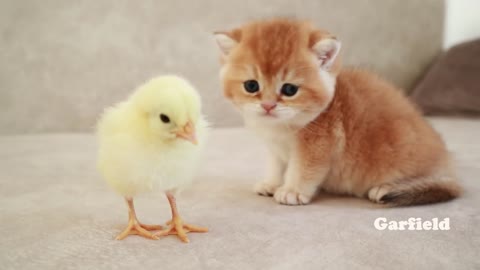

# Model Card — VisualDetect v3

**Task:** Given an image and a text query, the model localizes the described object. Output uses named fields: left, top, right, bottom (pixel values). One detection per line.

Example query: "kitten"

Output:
left=214, top=18, right=461, bottom=206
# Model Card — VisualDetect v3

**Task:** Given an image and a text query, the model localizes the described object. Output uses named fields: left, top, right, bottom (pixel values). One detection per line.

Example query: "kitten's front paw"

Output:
left=274, top=186, right=312, bottom=205
left=254, top=181, right=280, bottom=196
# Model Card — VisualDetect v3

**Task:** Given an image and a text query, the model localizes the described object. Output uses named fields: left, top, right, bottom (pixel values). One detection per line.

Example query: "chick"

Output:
left=97, top=75, right=208, bottom=242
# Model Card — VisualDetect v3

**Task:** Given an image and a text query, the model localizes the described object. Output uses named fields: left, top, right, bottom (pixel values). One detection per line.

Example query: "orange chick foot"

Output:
left=155, top=218, right=208, bottom=243
left=115, top=221, right=163, bottom=240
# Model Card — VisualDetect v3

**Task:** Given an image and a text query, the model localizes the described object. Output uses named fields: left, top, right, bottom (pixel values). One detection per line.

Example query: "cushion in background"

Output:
left=411, top=39, right=480, bottom=115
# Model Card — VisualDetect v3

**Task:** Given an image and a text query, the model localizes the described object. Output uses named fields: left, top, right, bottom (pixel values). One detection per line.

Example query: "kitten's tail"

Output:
left=378, top=176, right=462, bottom=207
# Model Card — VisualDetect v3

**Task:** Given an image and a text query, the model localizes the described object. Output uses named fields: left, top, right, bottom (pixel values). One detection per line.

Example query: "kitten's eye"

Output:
left=159, top=114, right=170, bottom=123
left=243, top=80, right=260, bottom=93
left=281, top=83, right=299, bottom=97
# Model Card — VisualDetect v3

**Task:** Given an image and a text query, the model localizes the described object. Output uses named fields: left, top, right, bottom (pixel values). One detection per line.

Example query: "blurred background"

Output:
left=0, top=0, right=479, bottom=134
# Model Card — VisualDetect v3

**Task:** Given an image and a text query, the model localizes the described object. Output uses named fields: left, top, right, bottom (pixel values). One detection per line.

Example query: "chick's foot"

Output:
left=157, top=192, right=208, bottom=243
left=155, top=217, right=208, bottom=243
left=116, top=219, right=163, bottom=240
left=115, top=197, right=163, bottom=240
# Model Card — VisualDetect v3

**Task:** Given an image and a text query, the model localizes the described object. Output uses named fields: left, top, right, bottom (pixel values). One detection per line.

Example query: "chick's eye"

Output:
left=281, top=83, right=299, bottom=97
left=243, top=80, right=259, bottom=93
left=159, top=114, right=170, bottom=123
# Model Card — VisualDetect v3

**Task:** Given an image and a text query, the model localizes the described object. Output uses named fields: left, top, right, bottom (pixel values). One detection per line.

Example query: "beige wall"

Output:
left=0, top=0, right=444, bottom=134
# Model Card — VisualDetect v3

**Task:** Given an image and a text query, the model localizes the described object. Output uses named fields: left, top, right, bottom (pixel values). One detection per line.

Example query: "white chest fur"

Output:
left=245, top=120, right=296, bottom=163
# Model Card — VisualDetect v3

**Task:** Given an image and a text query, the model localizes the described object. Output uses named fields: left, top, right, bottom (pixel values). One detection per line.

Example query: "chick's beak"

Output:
left=175, top=121, right=197, bottom=145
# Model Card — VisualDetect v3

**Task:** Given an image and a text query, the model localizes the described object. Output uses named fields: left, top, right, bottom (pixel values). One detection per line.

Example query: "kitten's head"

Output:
left=214, top=19, right=341, bottom=127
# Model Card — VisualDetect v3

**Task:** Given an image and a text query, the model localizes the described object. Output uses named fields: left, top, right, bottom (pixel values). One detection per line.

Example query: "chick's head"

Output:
left=130, top=75, right=202, bottom=144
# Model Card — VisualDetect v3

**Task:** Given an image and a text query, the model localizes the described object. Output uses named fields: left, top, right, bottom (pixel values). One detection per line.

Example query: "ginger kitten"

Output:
left=214, top=19, right=461, bottom=206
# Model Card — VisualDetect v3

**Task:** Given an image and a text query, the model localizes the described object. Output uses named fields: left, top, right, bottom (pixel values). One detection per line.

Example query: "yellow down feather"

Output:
left=97, top=75, right=208, bottom=197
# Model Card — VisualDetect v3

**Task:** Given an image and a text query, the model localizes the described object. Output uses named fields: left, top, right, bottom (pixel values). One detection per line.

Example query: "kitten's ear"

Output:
left=310, top=32, right=341, bottom=70
left=213, top=31, right=240, bottom=56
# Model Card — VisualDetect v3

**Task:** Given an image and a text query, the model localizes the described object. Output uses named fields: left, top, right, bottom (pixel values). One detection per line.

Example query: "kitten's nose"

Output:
left=261, top=102, right=277, bottom=113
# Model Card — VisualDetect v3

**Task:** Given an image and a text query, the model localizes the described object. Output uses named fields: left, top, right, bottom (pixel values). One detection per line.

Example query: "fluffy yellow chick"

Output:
left=97, top=75, right=208, bottom=242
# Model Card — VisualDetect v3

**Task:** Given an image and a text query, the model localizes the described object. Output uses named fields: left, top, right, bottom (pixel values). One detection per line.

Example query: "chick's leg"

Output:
left=115, top=197, right=163, bottom=240
left=155, top=192, right=208, bottom=243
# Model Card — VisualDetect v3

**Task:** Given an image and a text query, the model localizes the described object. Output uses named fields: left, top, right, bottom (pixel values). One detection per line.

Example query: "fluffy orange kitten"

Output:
left=214, top=19, right=461, bottom=206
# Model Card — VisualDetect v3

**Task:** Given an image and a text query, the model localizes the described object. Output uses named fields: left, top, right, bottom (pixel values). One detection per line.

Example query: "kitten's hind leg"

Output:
left=367, top=184, right=393, bottom=204
left=254, top=152, right=285, bottom=196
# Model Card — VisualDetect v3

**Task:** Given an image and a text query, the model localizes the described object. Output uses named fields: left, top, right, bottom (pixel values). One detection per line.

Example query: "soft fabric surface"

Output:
left=0, top=117, right=479, bottom=269
left=0, top=0, right=444, bottom=133
left=411, top=39, right=480, bottom=115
